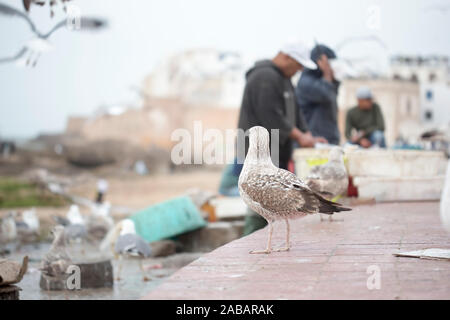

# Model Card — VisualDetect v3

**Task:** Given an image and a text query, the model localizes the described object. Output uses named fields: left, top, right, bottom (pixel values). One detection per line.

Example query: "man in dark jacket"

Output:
left=295, top=44, right=341, bottom=145
left=231, top=41, right=327, bottom=235
left=236, top=42, right=327, bottom=171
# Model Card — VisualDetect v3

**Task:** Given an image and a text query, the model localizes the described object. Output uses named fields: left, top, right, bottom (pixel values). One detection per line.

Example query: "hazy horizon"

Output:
left=1, top=0, right=449, bottom=139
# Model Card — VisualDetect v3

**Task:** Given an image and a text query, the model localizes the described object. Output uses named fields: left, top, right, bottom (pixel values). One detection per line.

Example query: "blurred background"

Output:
left=0, top=0, right=449, bottom=299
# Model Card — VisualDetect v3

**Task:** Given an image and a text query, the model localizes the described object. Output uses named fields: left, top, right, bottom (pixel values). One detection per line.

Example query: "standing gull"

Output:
left=16, top=208, right=40, bottom=245
left=0, top=212, right=17, bottom=244
left=306, top=146, right=349, bottom=221
left=40, top=226, right=72, bottom=277
left=238, top=126, right=351, bottom=254
left=114, top=219, right=152, bottom=281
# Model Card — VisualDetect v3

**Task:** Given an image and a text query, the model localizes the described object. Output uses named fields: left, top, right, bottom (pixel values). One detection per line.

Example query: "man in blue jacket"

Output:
left=295, top=44, right=341, bottom=145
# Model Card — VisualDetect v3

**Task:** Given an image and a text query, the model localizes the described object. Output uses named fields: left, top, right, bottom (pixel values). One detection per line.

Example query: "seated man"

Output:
left=345, top=86, right=386, bottom=148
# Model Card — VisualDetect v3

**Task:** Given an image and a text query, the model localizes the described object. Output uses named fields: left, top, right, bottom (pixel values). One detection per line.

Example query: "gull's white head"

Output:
left=329, top=146, right=344, bottom=162
left=247, top=126, right=271, bottom=162
left=119, top=219, right=136, bottom=236
left=67, top=205, right=84, bottom=225
left=23, top=208, right=39, bottom=230
left=50, top=225, right=66, bottom=246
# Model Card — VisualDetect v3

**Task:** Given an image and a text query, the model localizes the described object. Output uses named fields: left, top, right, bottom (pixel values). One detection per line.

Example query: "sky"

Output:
left=0, top=0, right=449, bottom=139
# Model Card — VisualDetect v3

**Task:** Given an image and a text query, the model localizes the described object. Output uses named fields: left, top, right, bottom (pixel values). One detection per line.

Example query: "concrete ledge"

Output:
left=143, top=202, right=450, bottom=300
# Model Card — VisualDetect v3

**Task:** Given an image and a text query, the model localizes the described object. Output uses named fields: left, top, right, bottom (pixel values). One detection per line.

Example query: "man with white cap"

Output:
left=236, top=40, right=327, bottom=171
left=232, top=40, right=327, bottom=235
left=345, top=86, right=386, bottom=148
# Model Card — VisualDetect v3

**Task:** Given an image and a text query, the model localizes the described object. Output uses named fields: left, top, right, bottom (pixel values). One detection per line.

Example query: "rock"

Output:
left=39, top=273, right=71, bottom=291
left=40, top=259, right=113, bottom=291
left=178, top=221, right=245, bottom=252
left=65, top=140, right=117, bottom=167
left=150, top=240, right=176, bottom=257
left=0, top=256, right=28, bottom=286
left=0, top=285, right=20, bottom=300
left=76, top=260, right=113, bottom=289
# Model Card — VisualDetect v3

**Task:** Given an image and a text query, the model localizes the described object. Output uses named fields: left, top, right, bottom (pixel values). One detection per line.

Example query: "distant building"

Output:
left=143, top=49, right=248, bottom=108
left=389, top=55, right=450, bottom=128
left=338, top=78, right=421, bottom=146
left=389, top=55, right=449, bottom=84
left=420, top=82, right=450, bottom=128
left=65, top=97, right=240, bottom=157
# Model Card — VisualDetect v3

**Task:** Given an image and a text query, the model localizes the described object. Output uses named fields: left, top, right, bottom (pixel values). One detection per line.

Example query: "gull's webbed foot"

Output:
left=249, top=248, right=272, bottom=254
left=273, top=246, right=290, bottom=252
left=328, top=215, right=344, bottom=222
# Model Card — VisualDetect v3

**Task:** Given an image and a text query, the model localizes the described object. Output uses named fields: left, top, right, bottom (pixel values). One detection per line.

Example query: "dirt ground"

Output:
left=67, top=169, right=223, bottom=210
left=0, top=169, right=223, bottom=222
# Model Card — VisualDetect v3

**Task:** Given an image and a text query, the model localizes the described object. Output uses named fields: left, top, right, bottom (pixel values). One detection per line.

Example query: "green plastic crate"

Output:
left=129, top=196, right=206, bottom=242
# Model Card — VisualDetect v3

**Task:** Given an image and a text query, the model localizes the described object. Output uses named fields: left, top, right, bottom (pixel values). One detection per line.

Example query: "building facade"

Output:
left=338, top=78, right=421, bottom=146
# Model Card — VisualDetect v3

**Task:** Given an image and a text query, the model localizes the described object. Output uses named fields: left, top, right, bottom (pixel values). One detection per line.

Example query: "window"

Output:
left=424, top=110, right=433, bottom=121
left=426, top=90, right=433, bottom=101
left=406, top=99, right=411, bottom=115
left=429, top=73, right=436, bottom=82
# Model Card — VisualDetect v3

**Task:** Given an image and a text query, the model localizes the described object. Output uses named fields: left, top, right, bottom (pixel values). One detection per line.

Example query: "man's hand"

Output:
left=351, top=130, right=365, bottom=143
left=290, top=128, right=327, bottom=147
left=359, top=138, right=372, bottom=148
left=297, top=131, right=316, bottom=147
left=316, top=54, right=334, bottom=82
left=314, top=136, right=328, bottom=144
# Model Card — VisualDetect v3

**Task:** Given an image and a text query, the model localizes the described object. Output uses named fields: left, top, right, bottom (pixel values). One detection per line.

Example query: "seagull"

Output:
left=0, top=3, right=107, bottom=66
left=114, top=219, right=152, bottom=281
left=306, top=146, right=349, bottom=221
left=87, top=202, right=114, bottom=241
left=238, top=126, right=351, bottom=254
left=16, top=208, right=40, bottom=244
left=63, top=205, right=87, bottom=245
left=40, top=225, right=72, bottom=278
left=22, top=0, right=73, bottom=18
left=0, top=212, right=17, bottom=244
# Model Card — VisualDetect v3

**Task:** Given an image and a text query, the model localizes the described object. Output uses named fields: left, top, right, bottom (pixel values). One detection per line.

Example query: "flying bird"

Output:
left=306, top=146, right=349, bottom=221
left=40, top=225, right=72, bottom=277
left=238, top=126, right=351, bottom=254
left=114, top=219, right=152, bottom=281
left=23, top=0, right=73, bottom=18
left=0, top=2, right=107, bottom=66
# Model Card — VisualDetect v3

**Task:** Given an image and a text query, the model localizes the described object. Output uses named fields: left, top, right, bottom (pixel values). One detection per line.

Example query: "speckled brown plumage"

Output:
left=238, top=126, right=351, bottom=254
left=306, top=146, right=348, bottom=199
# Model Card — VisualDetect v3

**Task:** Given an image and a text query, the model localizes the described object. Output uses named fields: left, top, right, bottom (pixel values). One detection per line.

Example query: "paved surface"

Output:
left=143, top=201, right=450, bottom=300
